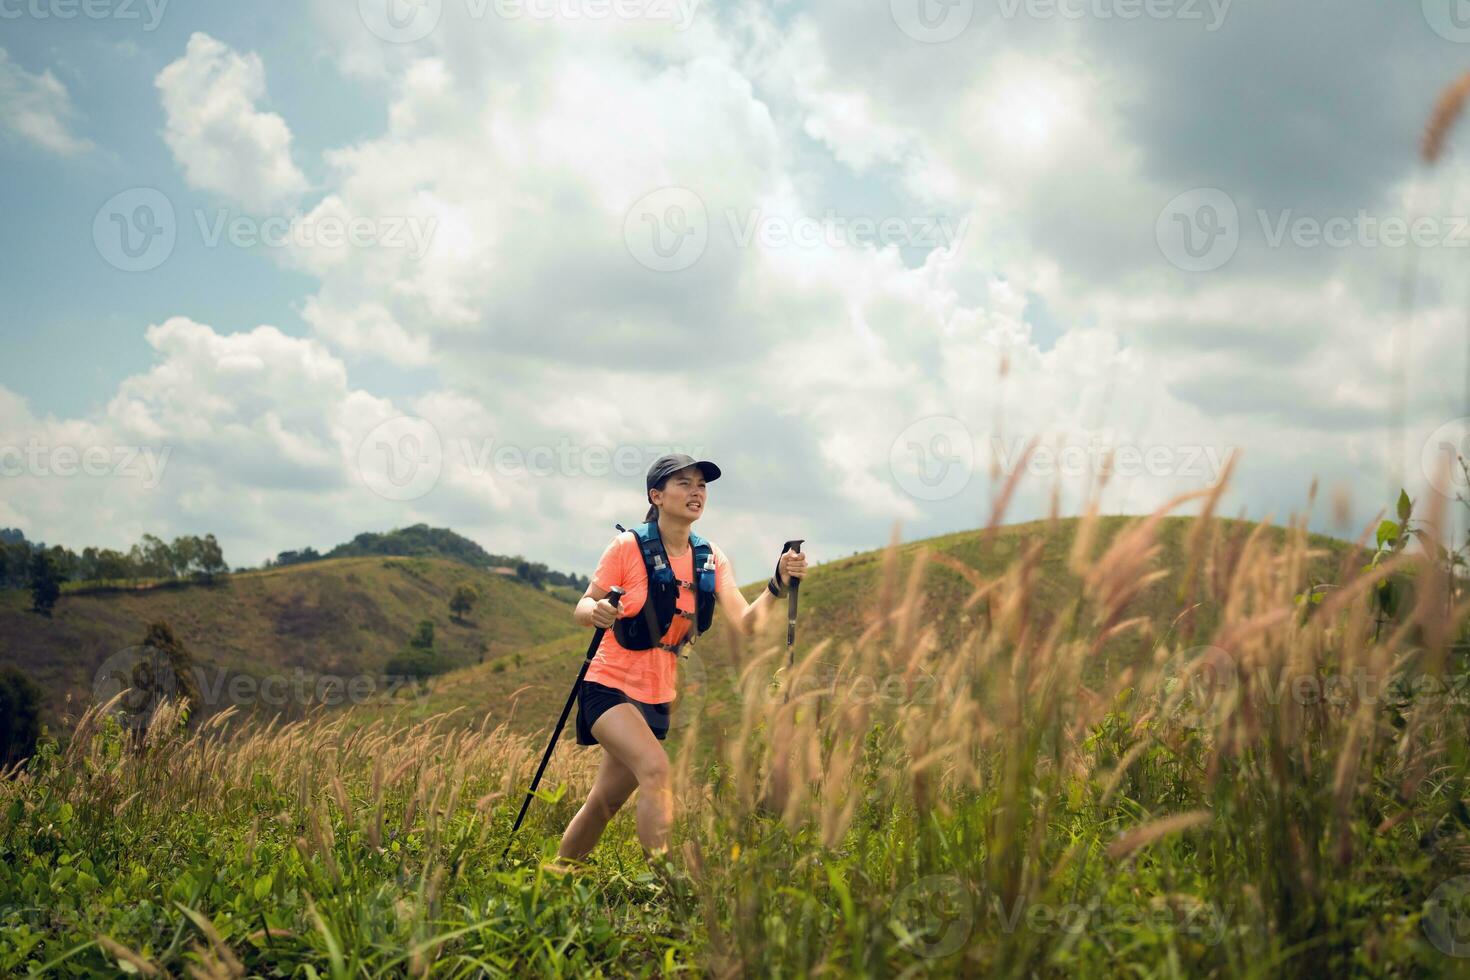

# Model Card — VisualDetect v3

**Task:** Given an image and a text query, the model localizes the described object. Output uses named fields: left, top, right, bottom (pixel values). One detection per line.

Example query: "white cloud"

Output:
left=154, top=33, right=309, bottom=213
left=0, top=47, right=94, bottom=156
left=271, top=0, right=1406, bottom=558
left=298, top=296, right=433, bottom=367
left=11, top=1, right=1454, bottom=584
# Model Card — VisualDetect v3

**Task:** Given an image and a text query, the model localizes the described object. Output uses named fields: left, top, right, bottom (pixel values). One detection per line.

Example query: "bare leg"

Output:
left=587, top=703, right=673, bottom=856
left=557, top=747, right=638, bottom=861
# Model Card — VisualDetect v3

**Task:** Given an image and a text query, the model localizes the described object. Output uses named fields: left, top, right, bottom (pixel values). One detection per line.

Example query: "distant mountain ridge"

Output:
left=266, top=523, right=588, bottom=590
left=0, top=523, right=586, bottom=594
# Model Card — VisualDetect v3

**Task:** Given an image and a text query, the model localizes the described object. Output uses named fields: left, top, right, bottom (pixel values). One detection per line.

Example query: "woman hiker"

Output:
left=556, top=453, right=807, bottom=863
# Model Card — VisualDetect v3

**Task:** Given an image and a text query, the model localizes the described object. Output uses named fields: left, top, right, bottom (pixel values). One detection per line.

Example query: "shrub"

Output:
left=0, top=668, right=41, bottom=772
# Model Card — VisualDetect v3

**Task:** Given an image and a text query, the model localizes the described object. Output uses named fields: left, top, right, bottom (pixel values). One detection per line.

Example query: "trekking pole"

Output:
left=780, top=540, right=805, bottom=705
left=501, top=587, right=623, bottom=862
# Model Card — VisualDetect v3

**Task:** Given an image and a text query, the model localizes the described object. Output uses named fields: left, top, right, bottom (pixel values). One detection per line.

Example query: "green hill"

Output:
left=268, top=523, right=588, bottom=591
left=0, top=555, right=581, bottom=730
left=355, top=514, right=1366, bottom=735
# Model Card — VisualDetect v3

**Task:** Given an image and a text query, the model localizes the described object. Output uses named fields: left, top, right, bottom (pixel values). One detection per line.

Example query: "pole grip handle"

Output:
left=781, top=541, right=804, bottom=645
left=583, top=587, right=623, bottom=660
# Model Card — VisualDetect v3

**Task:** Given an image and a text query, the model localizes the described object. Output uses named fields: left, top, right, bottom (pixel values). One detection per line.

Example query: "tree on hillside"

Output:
left=111, top=621, right=203, bottom=748
left=171, top=535, right=199, bottom=578
left=0, top=535, right=36, bottom=590
left=516, top=561, right=547, bottom=587
left=0, top=530, right=231, bottom=590
left=450, top=583, right=478, bottom=622
left=130, top=533, right=172, bottom=579
left=270, top=547, right=321, bottom=568
left=196, top=534, right=229, bottom=581
left=0, top=668, right=42, bottom=773
left=94, top=548, right=130, bottom=582
left=28, top=549, right=60, bottom=615
left=410, top=619, right=435, bottom=651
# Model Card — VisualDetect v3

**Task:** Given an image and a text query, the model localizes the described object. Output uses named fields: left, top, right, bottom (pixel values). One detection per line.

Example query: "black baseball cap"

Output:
left=646, top=453, right=721, bottom=493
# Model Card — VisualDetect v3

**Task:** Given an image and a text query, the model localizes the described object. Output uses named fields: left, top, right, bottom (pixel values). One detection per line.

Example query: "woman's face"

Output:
left=652, top=465, right=707, bottom=521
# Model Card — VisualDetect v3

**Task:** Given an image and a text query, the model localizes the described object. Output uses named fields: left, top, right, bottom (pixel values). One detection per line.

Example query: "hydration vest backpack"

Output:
left=612, top=521, right=717, bottom=654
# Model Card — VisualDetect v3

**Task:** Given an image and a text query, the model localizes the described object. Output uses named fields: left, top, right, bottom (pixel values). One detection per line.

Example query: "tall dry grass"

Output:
left=657, top=458, right=1470, bottom=976
left=3, top=466, right=1468, bottom=976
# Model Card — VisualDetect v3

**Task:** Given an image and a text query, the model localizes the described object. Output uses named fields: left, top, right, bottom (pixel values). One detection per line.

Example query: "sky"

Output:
left=4, top=0, right=1470, bottom=586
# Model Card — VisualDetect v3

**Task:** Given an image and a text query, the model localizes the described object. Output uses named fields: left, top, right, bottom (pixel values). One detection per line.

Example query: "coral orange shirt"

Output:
left=583, top=530, right=734, bottom=703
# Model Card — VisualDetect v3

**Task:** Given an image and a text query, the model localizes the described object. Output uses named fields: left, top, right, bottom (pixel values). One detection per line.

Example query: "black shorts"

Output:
left=575, top=679, right=670, bottom=745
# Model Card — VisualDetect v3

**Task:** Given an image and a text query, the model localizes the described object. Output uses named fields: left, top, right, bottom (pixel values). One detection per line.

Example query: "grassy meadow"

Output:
left=359, top=512, right=1357, bottom=739
left=2, top=477, right=1469, bottom=977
